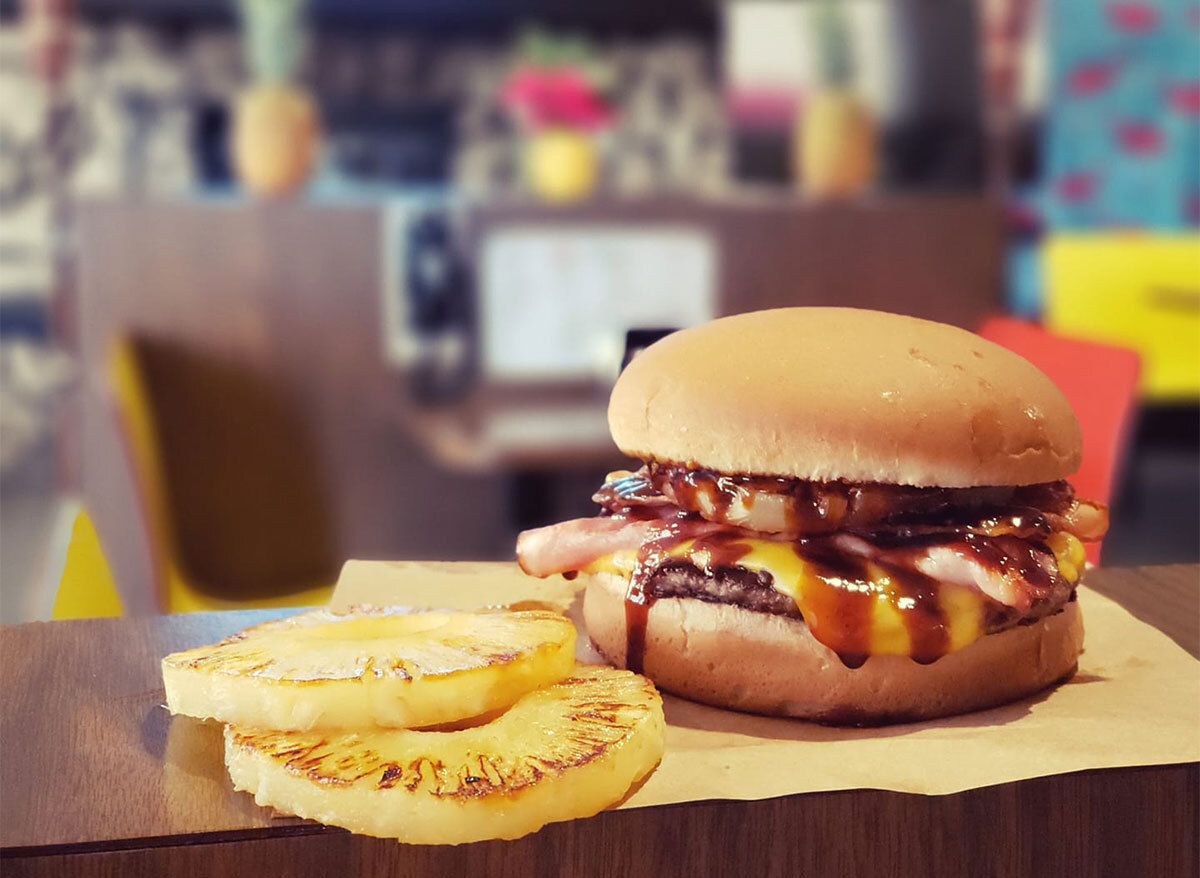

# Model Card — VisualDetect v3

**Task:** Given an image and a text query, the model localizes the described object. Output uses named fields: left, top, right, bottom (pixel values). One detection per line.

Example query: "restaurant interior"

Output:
left=1, top=0, right=1197, bottom=621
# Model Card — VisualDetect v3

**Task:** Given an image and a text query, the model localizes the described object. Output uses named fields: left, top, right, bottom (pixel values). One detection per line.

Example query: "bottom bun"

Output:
left=582, top=571, right=1083, bottom=724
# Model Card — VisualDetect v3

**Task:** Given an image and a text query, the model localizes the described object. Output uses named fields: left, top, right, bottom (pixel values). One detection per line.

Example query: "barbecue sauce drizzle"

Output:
left=622, top=530, right=984, bottom=672
left=643, top=463, right=1077, bottom=537
left=619, top=528, right=1059, bottom=673
left=604, top=468, right=1069, bottom=673
left=623, top=474, right=745, bottom=672
left=623, top=519, right=717, bottom=674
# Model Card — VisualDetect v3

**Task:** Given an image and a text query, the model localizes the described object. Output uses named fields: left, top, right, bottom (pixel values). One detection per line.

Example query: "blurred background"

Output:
left=0, top=0, right=1197, bottom=619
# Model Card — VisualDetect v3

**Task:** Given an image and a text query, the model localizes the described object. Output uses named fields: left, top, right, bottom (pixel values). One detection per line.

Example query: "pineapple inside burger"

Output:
left=517, top=308, right=1109, bottom=723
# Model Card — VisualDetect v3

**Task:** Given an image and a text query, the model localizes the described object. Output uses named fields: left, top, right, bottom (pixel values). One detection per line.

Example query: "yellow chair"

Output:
left=56, top=337, right=335, bottom=616
left=52, top=509, right=125, bottom=619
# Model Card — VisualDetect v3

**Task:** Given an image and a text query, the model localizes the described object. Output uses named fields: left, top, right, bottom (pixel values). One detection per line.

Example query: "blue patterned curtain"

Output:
left=1044, top=0, right=1200, bottom=228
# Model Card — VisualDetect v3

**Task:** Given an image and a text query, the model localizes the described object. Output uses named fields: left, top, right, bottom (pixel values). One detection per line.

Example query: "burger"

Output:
left=517, top=308, right=1109, bottom=723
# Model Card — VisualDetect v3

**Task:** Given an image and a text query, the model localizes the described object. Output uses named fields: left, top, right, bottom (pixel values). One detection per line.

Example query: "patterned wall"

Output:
left=1043, top=0, right=1200, bottom=228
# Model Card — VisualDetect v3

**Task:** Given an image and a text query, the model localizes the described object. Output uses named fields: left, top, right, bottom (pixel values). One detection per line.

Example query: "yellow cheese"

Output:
left=938, top=577, right=985, bottom=652
left=580, top=536, right=1063, bottom=662
left=1047, top=532, right=1085, bottom=583
left=865, top=573, right=913, bottom=657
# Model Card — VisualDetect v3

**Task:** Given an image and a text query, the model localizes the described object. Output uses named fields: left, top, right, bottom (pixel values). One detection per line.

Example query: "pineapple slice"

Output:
left=162, top=607, right=576, bottom=731
left=224, top=665, right=665, bottom=844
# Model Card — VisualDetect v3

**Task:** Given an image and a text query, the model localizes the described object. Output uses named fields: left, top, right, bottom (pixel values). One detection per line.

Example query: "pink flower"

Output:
left=1186, top=192, right=1200, bottom=224
left=502, top=65, right=612, bottom=130
left=1114, top=121, right=1164, bottom=155
left=1166, top=82, right=1200, bottom=115
left=1006, top=201, right=1042, bottom=234
left=1106, top=1, right=1159, bottom=32
left=1067, top=61, right=1118, bottom=96
left=1056, top=172, right=1098, bottom=202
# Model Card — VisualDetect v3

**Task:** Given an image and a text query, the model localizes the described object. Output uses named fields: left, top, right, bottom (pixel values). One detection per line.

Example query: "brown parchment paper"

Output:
left=333, top=561, right=1200, bottom=802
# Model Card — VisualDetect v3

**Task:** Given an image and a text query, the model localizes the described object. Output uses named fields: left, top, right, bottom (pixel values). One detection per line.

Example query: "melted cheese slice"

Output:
left=583, top=533, right=1083, bottom=662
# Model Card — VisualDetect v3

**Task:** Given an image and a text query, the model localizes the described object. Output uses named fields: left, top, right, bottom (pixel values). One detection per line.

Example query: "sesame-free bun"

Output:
left=608, top=308, right=1081, bottom=487
left=582, top=571, right=1083, bottom=723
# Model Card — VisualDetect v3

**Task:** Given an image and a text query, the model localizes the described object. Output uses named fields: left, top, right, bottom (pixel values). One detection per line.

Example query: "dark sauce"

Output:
left=615, top=515, right=1060, bottom=673
left=623, top=530, right=755, bottom=673
left=623, top=523, right=686, bottom=674
left=791, top=538, right=979, bottom=667
left=664, top=465, right=846, bottom=534
left=688, top=532, right=754, bottom=570
left=877, top=561, right=950, bottom=664
left=669, top=468, right=741, bottom=520
left=623, top=544, right=662, bottom=675
left=624, top=590, right=651, bottom=674
left=791, top=540, right=875, bottom=668
left=642, top=462, right=1077, bottom=536
left=592, top=471, right=665, bottom=508
left=955, top=533, right=1055, bottom=591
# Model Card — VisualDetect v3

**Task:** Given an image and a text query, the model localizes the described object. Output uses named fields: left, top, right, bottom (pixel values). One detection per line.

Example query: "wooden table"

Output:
left=2, top=565, right=1196, bottom=877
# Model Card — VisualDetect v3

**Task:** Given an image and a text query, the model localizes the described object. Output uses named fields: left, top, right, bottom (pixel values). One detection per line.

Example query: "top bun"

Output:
left=608, top=308, right=1081, bottom=487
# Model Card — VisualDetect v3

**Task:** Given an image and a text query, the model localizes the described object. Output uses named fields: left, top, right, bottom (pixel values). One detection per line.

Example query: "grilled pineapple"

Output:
left=224, top=665, right=665, bottom=844
left=162, top=607, right=576, bottom=731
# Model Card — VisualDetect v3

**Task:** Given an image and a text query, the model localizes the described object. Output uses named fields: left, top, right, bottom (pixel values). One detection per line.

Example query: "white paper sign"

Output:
left=480, top=225, right=717, bottom=381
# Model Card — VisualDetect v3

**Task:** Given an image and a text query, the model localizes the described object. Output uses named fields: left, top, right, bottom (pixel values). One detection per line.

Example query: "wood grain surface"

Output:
left=2, top=565, right=1196, bottom=877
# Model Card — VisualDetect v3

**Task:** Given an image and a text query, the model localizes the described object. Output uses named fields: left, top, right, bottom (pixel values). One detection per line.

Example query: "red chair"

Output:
left=977, top=315, right=1140, bottom=564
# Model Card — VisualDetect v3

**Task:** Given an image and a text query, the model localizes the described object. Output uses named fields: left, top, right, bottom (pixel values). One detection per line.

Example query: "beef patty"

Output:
left=645, top=561, right=802, bottom=619
left=641, top=560, right=1074, bottom=634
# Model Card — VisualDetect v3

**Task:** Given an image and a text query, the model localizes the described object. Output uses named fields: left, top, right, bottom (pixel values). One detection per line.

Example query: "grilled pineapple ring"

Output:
left=224, top=666, right=665, bottom=844
left=162, top=607, right=577, bottom=731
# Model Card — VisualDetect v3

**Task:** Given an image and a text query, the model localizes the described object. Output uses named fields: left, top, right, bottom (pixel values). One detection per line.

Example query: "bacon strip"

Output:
left=1051, top=499, right=1109, bottom=541
left=517, top=518, right=649, bottom=577
left=516, top=515, right=726, bottom=578
left=912, top=543, right=1058, bottom=612
left=833, top=533, right=1062, bottom=612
